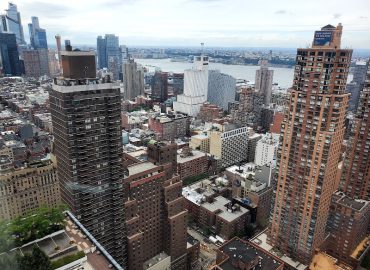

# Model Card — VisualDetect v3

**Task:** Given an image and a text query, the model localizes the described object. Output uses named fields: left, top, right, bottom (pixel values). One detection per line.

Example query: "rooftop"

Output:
left=128, top=162, right=158, bottom=176
left=251, top=232, right=307, bottom=270
left=218, top=237, right=283, bottom=270
left=143, top=252, right=170, bottom=270
left=177, top=149, right=207, bottom=163
left=309, top=252, right=352, bottom=270
left=202, top=196, right=249, bottom=222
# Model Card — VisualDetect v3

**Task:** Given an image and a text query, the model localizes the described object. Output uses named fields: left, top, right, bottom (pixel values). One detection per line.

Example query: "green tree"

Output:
left=18, top=246, right=51, bottom=270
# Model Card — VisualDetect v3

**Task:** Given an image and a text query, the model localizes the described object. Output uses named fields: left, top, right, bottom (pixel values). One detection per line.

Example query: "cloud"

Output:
left=21, top=1, right=71, bottom=18
left=333, top=13, right=341, bottom=19
left=275, top=10, right=287, bottom=15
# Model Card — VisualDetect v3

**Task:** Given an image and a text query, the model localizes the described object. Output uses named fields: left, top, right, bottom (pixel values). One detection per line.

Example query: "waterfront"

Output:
left=136, top=58, right=295, bottom=89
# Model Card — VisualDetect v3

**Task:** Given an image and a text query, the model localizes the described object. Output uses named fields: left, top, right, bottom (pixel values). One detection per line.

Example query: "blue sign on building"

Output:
left=313, top=31, right=333, bottom=46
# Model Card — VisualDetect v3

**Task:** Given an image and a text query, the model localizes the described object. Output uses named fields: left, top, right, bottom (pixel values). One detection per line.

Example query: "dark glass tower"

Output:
left=50, top=48, right=127, bottom=266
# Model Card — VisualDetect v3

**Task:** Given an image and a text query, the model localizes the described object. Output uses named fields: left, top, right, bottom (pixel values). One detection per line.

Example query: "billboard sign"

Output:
left=313, top=31, right=333, bottom=46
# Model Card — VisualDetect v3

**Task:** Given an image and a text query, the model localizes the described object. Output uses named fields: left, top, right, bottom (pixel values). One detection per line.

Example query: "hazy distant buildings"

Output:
left=255, top=60, right=273, bottom=106
left=28, top=16, right=48, bottom=49
left=123, top=59, right=145, bottom=100
left=0, top=32, right=23, bottom=76
left=50, top=47, right=127, bottom=266
left=23, top=49, right=50, bottom=77
left=208, top=70, right=236, bottom=111
left=269, top=24, right=351, bottom=264
left=3, top=3, right=26, bottom=45
left=173, top=55, right=209, bottom=117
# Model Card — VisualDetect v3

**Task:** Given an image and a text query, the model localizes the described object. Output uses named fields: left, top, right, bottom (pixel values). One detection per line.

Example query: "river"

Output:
left=136, top=58, right=295, bottom=89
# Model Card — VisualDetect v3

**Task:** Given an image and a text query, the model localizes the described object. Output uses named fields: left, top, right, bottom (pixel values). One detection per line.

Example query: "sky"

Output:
left=1, top=0, right=370, bottom=49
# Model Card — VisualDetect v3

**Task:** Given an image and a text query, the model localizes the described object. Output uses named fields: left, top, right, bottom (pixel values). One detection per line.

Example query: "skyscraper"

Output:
left=346, top=61, right=369, bottom=112
left=173, top=55, right=209, bottom=117
left=96, top=34, right=121, bottom=79
left=4, top=3, right=25, bottom=45
left=122, top=59, right=145, bottom=100
left=255, top=60, right=273, bottom=106
left=0, top=32, right=23, bottom=76
left=50, top=45, right=127, bottom=266
left=151, top=71, right=168, bottom=102
left=208, top=70, right=236, bottom=111
left=28, top=16, right=48, bottom=49
left=97, top=35, right=107, bottom=69
left=268, top=24, right=352, bottom=264
left=340, top=68, right=370, bottom=200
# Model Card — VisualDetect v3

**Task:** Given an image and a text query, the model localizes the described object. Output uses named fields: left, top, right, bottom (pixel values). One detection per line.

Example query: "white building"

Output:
left=173, top=55, right=209, bottom=117
left=254, top=133, right=279, bottom=166
left=255, top=60, right=273, bottom=106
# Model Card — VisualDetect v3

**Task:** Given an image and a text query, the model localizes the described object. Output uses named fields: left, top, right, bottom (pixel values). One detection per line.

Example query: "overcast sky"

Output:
left=2, top=0, right=370, bottom=48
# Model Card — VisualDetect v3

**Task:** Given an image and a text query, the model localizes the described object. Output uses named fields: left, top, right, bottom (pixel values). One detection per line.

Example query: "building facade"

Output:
left=210, top=125, right=249, bottom=169
left=50, top=49, right=127, bottom=266
left=255, top=60, right=274, bottom=106
left=269, top=24, right=352, bottom=264
left=123, top=59, right=145, bottom=100
left=151, top=71, right=168, bottom=102
left=22, top=49, right=50, bottom=77
left=0, top=158, right=60, bottom=220
left=346, top=61, right=368, bottom=112
left=0, top=32, right=23, bottom=76
left=208, top=70, right=236, bottom=111
left=340, top=82, right=370, bottom=200
left=254, top=133, right=278, bottom=166
left=124, top=162, right=188, bottom=270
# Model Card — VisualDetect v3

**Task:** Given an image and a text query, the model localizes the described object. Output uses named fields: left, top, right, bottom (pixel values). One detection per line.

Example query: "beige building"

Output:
left=0, top=156, right=60, bottom=220
left=209, top=124, right=249, bottom=169
left=189, top=133, right=210, bottom=153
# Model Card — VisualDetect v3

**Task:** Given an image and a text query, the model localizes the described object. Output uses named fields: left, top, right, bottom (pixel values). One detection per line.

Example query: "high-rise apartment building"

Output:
left=50, top=47, right=127, bottom=266
left=340, top=70, right=370, bottom=200
left=22, top=49, right=50, bottom=77
left=269, top=24, right=352, bottom=264
left=4, top=3, right=25, bottom=45
left=123, top=59, right=145, bottom=100
left=28, top=16, right=48, bottom=49
left=124, top=163, right=187, bottom=270
left=208, top=70, right=236, bottom=111
left=255, top=60, right=273, bottom=106
left=151, top=71, right=168, bottom=102
left=0, top=32, right=23, bottom=76
left=173, top=55, right=209, bottom=117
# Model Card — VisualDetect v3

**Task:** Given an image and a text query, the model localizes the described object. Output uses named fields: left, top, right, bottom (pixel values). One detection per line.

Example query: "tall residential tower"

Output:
left=50, top=45, right=127, bottom=266
left=268, top=24, right=352, bottom=264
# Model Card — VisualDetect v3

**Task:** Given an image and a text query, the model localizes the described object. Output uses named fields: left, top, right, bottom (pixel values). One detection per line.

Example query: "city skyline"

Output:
left=0, top=0, right=369, bottom=49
